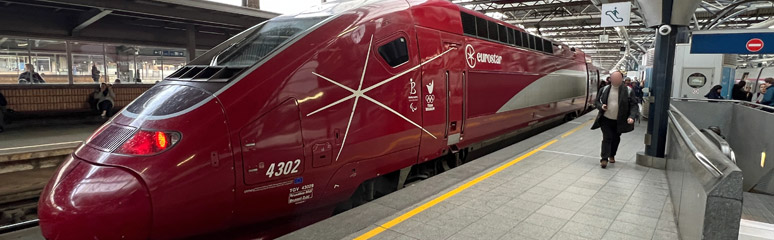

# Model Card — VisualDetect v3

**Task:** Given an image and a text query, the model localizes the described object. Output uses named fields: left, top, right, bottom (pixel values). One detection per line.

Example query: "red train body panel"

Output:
left=38, top=0, right=600, bottom=239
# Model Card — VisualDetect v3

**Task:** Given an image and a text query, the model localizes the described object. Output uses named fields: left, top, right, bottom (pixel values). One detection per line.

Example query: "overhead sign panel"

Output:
left=600, top=2, right=631, bottom=27
left=692, top=30, right=774, bottom=54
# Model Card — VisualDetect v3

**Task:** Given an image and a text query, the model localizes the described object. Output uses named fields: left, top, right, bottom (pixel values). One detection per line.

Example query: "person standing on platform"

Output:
left=91, top=63, right=101, bottom=83
left=705, top=85, right=724, bottom=100
left=761, top=78, right=774, bottom=106
left=732, top=81, right=752, bottom=101
left=591, top=71, right=637, bottom=169
left=755, top=84, right=768, bottom=104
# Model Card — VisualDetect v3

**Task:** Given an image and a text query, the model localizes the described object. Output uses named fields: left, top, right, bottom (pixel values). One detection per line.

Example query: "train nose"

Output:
left=38, top=156, right=152, bottom=240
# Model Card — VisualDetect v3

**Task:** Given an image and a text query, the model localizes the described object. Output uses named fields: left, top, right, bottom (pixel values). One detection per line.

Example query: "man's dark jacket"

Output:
left=590, top=85, right=638, bottom=133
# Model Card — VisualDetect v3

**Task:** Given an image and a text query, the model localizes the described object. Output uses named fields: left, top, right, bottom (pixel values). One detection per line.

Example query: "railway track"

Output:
left=0, top=191, right=39, bottom=228
left=0, top=141, right=79, bottom=233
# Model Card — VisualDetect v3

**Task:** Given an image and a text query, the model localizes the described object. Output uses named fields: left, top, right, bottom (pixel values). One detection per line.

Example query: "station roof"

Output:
left=0, top=0, right=280, bottom=49
left=453, top=0, right=774, bottom=70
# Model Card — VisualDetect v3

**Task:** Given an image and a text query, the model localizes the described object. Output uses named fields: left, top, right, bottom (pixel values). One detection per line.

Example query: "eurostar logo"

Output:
left=308, top=35, right=453, bottom=161
left=465, top=44, right=476, bottom=68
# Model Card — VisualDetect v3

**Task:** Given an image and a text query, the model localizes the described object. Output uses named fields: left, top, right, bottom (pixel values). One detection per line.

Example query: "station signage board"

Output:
left=692, top=30, right=774, bottom=54
left=600, top=2, right=631, bottom=27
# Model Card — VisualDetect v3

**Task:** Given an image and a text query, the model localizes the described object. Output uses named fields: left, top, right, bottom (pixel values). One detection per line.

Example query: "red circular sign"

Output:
left=747, top=38, right=764, bottom=52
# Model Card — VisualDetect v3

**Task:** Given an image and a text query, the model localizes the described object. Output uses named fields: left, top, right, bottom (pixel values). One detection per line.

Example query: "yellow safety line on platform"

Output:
left=353, top=119, right=594, bottom=240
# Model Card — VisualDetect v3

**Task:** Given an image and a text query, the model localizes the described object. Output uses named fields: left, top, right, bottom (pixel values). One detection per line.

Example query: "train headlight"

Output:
left=116, top=130, right=181, bottom=155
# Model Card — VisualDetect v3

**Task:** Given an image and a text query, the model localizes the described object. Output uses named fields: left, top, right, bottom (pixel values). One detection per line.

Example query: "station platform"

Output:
left=281, top=113, right=683, bottom=240
left=0, top=124, right=97, bottom=150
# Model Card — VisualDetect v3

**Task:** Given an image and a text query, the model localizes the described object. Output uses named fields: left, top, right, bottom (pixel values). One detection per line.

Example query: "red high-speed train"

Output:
left=38, top=0, right=601, bottom=239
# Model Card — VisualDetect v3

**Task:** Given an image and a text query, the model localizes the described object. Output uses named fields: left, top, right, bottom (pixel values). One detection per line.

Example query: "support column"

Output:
left=645, top=27, right=677, bottom=157
left=186, top=24, right=197, bottom=62
left=66, top=41, right=74, bottom=84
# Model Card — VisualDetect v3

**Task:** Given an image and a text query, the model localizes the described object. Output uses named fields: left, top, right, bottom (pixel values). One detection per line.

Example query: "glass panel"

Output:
left=543, top=41, right=554, bottom=54
left=487, top=21, right=498, bottom=41
left=105, top=44, right=139, bottom=83
left=214, top=16, right=327, bottom=67
left=135, top=54, right=163, bottom=84
left=522, top=32, right=529, bottom=48
left=514, top=30, right=522, bottom=47
left=507, top=28, right=514, bottom=45
left=70, top=41, right=105, bottom=84
left=498, top=24, right=507, bottom=43
left=31, top=40, right=67, bottom=84
left=134, top=47, right=187, bottom=83
left=460, top=12, right=476, bottom=35
left=0, top=38, right=31, bottom=84
left=535, top=37, right=544, bottom=52
left=377, top=37, right=409, bottom=67
left=475, top=17, right=487, bottom=38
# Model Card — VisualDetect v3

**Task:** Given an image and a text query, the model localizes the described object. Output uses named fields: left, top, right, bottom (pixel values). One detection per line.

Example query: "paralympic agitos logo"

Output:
left=465, top=44, right=502, bottom=69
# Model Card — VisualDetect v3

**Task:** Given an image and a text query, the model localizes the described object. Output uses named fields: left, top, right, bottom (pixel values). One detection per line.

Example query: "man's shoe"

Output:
left=609, top=157, right=615, bottom=163
left=601, top=159, right=608, bottom=168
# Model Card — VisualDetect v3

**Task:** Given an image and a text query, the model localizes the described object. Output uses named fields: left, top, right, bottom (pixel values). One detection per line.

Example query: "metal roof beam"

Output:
left=478, top=1, right=591, bottom=13
left=72, top=8, right=112, bottom=35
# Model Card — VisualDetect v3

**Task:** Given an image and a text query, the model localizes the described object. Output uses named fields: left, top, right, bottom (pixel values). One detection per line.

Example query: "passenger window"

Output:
left=544, top=41, right=554, bottom=54
left=487, top=21, right=499, bottom=41
left=525, top=34, right=531, bottom=49
left=535, top=37, right=544, bottom=52
left=378, top=37, right=409, bottom=67
left=475, top=17, right=488, bottom=38
left=508, top=28, right=515, bottom=45
left=461, top=12, right=477, bottom=36
left=529, top=35, right=537, bottom=50
left=498, top=24, right=508, bottom=43
left=514, top=30, right=523, bottom=47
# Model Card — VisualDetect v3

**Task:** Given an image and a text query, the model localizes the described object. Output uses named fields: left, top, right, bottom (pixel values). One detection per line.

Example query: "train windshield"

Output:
left=187, top=0, right=370, bottom=69
left=212, top=16, right=327, bottom=67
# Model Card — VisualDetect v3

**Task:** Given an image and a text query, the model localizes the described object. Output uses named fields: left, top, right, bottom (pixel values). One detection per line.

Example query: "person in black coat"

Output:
left=18, top=64, right=45, bottom=84
left=705, top=85, right=724, bottom=99
left=731, top=81, right=752, bottom=101
left=591, top=71, right=638, bottom=168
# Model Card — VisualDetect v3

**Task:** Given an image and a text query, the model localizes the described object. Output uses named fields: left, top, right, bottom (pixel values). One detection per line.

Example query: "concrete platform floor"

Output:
left=283, top=113, right=680, bottom=240
left=0, top=124, right=98, bottom=150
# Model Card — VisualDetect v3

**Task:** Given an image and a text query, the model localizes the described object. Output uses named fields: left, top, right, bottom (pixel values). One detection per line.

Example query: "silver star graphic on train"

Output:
left=309, top=35, right=453, bottom=161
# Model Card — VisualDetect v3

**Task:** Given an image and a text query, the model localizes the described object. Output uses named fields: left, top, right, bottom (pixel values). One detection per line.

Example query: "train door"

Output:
left=414, top=27, right=464, bottom=162
left=441, top=32, right=465, bottom=148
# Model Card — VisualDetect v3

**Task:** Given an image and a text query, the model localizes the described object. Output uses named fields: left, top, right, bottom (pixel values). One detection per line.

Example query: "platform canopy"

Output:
left=0, top=0, right=279, bottom=49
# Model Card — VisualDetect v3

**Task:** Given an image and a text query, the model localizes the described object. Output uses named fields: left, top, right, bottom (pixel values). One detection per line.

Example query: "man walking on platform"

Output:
left=591, top=71, right=638, bottom=168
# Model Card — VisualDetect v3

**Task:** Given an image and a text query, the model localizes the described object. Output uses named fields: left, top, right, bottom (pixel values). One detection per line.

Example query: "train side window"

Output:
left=521, top=32, right=532, bottom=48
left=513, top=30, right=521, bottom=46
left=544, top=41, right=554, bottom=54
left=460, top=12, right=476, bottom=36
left=528, top=35, right=536, bottom=50
left=535, top=37, right=544, bottom=52
left=487, top=21, right=499, bottom=41
left=378, top=37, right=409, bottom=67
left=475, top=17, right=488, bottom=38
left=498, top=24, right=508, bottom=43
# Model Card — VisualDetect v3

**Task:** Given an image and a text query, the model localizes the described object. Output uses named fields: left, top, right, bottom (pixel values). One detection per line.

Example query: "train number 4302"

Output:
left=266, top=159, right=301, bottom=178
